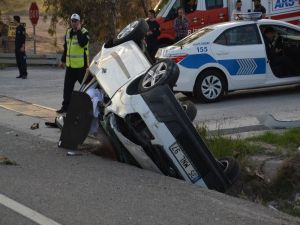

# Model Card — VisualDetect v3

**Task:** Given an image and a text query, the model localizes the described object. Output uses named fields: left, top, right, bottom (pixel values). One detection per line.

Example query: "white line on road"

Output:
left=32, top=103, right=56, bottom=111
left=0, top=193, right=63, bottom=225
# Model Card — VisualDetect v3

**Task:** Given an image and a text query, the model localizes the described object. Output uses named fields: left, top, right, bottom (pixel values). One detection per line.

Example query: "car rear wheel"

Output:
left=195, top=70, right=226, bottom=103
left=114, top=19, right=148, bottom=45
left=138, top=59, right=179, bottom=92
left=218, top=157, right=240, bottom=185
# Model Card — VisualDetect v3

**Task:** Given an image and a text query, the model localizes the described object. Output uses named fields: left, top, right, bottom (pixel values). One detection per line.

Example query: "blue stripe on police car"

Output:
left=179, top=54, right=266, bottom=76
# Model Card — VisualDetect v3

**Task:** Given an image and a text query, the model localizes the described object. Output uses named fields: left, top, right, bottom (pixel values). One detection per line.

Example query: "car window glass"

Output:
left=260, top=25, right=300, bottom=36
left=214, top=24, right=262, bottom=46
left=174, top=27, right=214, bottom=46
left=165, top=0, right=181, bottom=20
left=206, top=0, right=223, bottom=9
left=260, top=25, right=300, bottom=50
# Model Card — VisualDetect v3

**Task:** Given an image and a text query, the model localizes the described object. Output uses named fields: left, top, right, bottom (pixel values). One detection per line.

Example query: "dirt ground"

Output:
left=0, top=14, right=66, bottom=54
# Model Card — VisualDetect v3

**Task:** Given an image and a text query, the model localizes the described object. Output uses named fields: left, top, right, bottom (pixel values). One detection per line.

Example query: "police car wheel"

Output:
left=195, top=70, right=226, bottom=103
left=179, top=100, right=197, bottom=122
left=138, top=59, right=179, bottom=92
left=218, top=157, right=240, bottom=185
left=114, top=19, right=149, bottom=45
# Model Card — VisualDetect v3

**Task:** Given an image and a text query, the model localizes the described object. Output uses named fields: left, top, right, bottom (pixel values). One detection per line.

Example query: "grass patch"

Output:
left=247, top=128, right=300, bottom=154
left=196, top=125, right=300, bottom=159
left=196, top=124, right=263, bottom=159
left=205, top=135, right=258, bottom=159
left=0, top=64, right=8, bottom=70
left=196, top=125, right=300, bottom=217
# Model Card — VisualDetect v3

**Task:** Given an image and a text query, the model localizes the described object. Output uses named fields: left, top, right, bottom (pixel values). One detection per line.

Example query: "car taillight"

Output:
left=171, top=55, right=187, bottom=63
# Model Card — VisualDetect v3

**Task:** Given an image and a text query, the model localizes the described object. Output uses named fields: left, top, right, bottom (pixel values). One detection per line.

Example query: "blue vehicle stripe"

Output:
left=179, top=53, right=266, bottom=75
left=179, top=54, right=216, bottom=69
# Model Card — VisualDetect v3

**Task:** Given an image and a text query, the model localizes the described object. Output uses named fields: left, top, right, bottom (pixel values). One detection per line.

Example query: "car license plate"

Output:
left=169, top=143, right=201, bottom=183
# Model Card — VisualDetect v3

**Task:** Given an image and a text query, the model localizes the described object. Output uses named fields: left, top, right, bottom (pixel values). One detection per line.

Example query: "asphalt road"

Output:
left=191, top=84, right=300, bottom=126
left=0, top=67, right=300, bottom=224
left=1, top=124, right=300, bottom=225
left=0, top=66, right=299, bottom=129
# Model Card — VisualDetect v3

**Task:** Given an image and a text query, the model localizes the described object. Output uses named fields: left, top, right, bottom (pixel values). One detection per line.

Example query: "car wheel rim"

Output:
left=201, top=75, right=222, bottom=100
left=142, top=62, right=167, bottom=89
left=117, top=21, right=139, bottom=40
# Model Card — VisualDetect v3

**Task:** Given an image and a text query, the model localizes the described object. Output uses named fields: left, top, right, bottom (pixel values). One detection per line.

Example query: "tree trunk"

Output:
left=89, top=41, right=102, bottom=60
left=140, top=0, right=148, bottom=17
left=105, top=0, right=117, bottom=40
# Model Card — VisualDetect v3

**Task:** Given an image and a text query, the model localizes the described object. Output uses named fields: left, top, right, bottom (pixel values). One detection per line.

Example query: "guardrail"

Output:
left=0, top=53, right=62, bottom=66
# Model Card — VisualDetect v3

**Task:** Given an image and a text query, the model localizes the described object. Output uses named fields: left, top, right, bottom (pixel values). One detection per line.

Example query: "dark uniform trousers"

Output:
left=62, top=67, right=85, bottom=109
left=15, top=50, right=27, bottom=77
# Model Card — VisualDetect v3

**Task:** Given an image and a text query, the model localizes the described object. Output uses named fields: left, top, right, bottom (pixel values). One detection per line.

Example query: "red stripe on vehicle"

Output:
left=271, top=11, right=300, bottom=20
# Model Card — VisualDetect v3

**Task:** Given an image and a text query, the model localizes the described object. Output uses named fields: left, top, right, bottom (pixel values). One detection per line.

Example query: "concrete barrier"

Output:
left=0, top=53, right=62, bottom=66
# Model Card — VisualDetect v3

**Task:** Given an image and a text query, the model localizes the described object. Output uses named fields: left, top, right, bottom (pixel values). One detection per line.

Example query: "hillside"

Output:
left=0, top=0, right=161, bottom=54
left=0, top=1, right=65, bottom=54
left=0, top=0, right=45, bottom=15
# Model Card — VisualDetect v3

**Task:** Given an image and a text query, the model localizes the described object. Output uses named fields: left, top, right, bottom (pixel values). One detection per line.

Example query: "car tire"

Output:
left=179, top=100, right=197, bottom=122
left=138, top=59, right=179, bottom=92
left=218, top=157, right=240, bottom=185
left=195, top=70, right=226, bottom=103
left=113, top=19, right=149, bottom=45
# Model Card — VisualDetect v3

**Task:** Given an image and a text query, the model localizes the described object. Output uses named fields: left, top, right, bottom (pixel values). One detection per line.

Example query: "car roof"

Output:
left=209, top=19, right=299, bottom=30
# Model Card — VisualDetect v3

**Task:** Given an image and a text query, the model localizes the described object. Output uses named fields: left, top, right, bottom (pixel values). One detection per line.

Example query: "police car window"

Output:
left=174, top=27, right=214, bottom=46
left=206, top=0, right=223, bottom=9
left=270, top=25, right=300, bottom=36
left=214, top=24, right=262, bottom=46
left=260, top=25, right=300, bottom=49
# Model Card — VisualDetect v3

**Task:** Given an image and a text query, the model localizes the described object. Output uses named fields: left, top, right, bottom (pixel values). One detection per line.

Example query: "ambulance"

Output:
left=154, top=0, right=300, bottom=45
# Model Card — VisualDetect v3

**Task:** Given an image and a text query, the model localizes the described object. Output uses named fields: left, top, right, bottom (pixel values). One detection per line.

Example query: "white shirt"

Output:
left=231, top=9, right=243, bottom=21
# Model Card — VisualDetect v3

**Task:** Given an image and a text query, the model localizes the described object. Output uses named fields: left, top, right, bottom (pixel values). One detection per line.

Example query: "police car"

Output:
left=156, top=18, right=300, bottom=102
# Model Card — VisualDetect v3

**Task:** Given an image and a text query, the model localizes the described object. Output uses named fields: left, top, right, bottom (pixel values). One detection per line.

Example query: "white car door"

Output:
left=211, top=24, right=268, bottom=90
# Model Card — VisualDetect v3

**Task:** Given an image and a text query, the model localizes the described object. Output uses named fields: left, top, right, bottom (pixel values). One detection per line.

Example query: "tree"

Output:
left=43, top=0, right=158, bottom=57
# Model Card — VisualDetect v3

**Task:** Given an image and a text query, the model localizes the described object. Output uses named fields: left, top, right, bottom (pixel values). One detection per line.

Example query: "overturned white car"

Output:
left=57, top=19, right=240, bottom=193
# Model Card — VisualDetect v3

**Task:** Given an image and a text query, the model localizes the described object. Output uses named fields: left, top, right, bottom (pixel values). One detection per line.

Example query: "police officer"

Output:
left=263, top=26, right=295, bottom=76
left=145, top=9, right=160, bottom=62
left=57, top=13, right=90, bottom=114
left=14, top=16, right=28, bottom=79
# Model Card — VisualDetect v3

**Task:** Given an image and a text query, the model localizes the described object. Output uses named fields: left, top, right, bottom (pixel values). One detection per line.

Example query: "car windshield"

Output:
left=156, top=0, right=172, bottom=17
left=174, top=27, right=214, bottom=46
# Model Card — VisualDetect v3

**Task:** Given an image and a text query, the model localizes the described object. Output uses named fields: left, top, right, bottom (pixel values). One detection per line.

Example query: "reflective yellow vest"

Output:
left=66, top=28, right=89, bottom=68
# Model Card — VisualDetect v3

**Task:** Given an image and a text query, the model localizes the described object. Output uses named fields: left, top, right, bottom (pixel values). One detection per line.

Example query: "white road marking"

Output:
left=32, top=103, right=56, bottom=111
left=0, top=193, right=63, bottom=225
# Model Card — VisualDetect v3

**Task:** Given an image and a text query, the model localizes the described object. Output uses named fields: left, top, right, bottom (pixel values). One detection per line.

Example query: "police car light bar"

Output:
left=237, top=12, right=262, bottom=21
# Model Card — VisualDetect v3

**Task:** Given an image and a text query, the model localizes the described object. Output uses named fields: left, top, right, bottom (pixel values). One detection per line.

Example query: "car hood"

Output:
left=89, top=41, right=151, bottom=98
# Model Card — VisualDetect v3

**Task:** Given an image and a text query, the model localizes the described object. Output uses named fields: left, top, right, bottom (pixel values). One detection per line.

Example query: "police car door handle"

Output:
left=215, top=51, right=228, bottom=56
